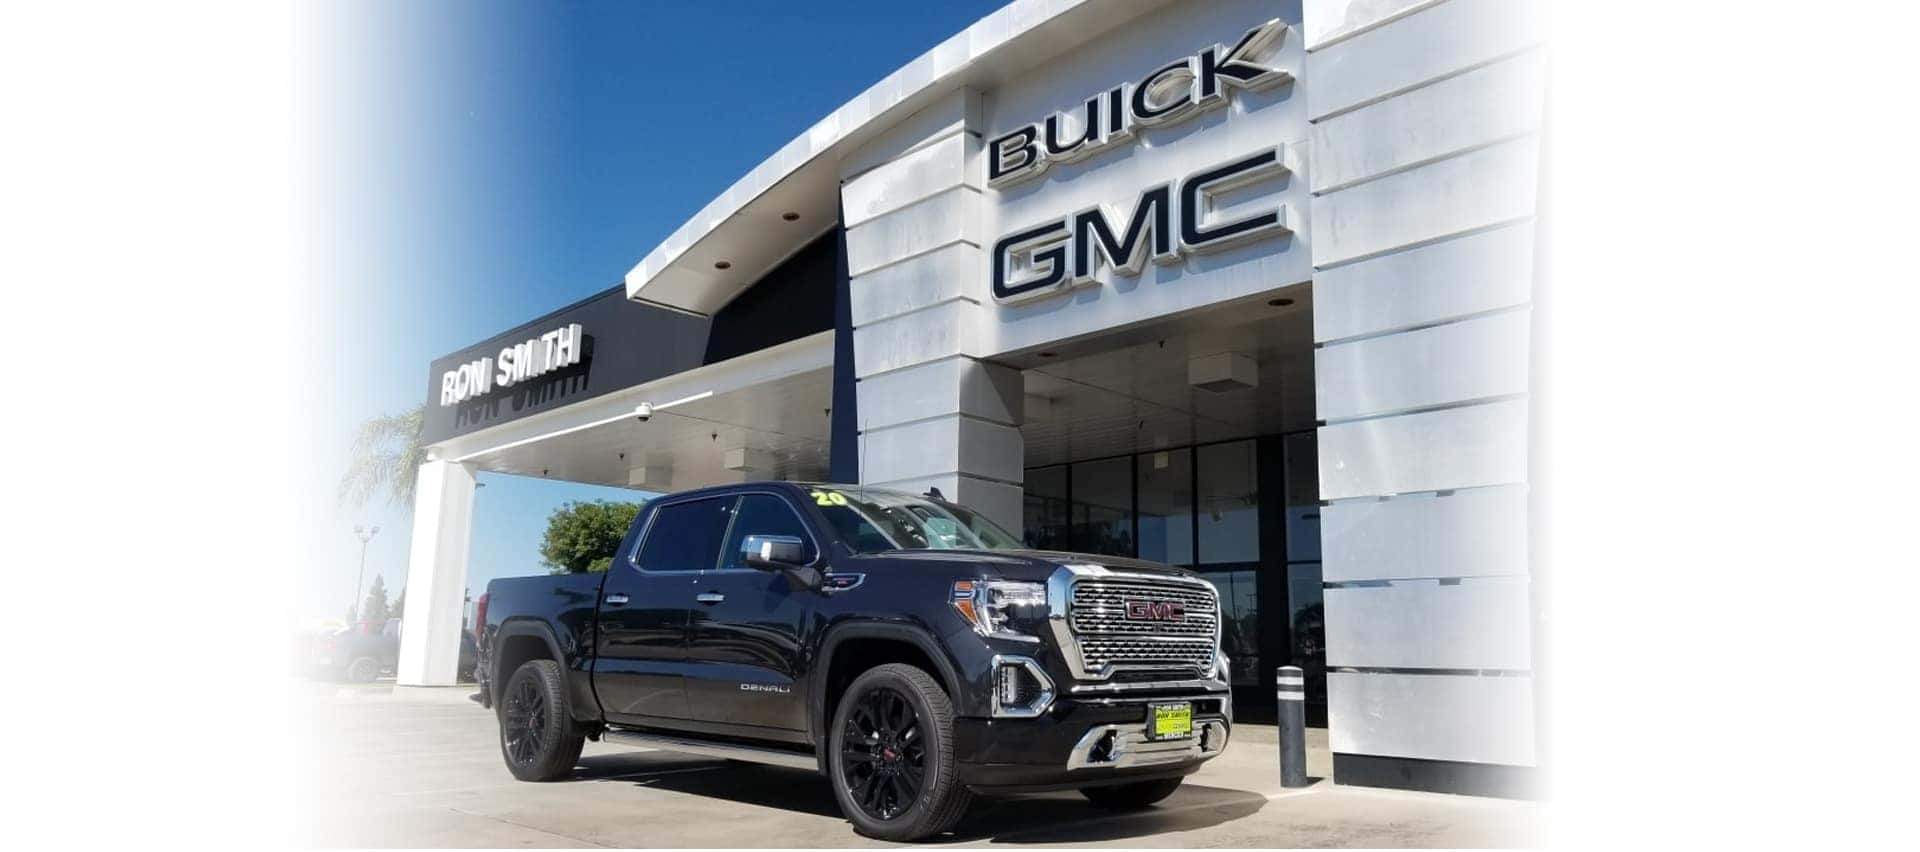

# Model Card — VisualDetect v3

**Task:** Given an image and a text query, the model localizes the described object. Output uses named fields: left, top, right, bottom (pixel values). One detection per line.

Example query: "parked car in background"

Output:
left=458, top=631, right=477, bottom=682
left=314, top=618, right=401, bottom=682
left=309, top=618, right=478, bottom=683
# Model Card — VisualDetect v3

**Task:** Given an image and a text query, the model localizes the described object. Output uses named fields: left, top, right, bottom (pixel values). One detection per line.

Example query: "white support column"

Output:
left=396, top=459, right=477, bottom=686
left=1305, top=0, right=1546, bottom=792
left=840, top=89, right=1026, bottom=532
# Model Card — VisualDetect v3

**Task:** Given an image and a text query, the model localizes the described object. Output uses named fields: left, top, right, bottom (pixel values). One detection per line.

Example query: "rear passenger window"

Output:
left=635, top=497, right=735, bottom=572
left=719, top=494, right=817, bottom=570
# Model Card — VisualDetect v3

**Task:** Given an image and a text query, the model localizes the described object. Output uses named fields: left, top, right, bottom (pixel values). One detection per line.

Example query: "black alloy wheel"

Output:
left=502, top=675, right=548, bottom=765
left=840, top=684, right=927, bottom=820
left=497, top=659, right=585, bottom=781
left=828, top=663, right=972, bottom=841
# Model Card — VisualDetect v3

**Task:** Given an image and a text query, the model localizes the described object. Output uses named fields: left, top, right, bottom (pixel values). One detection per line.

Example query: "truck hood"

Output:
left=868, top=548, right=1198, bottom=583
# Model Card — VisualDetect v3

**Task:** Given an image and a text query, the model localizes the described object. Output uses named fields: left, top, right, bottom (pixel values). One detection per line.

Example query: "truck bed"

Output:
left=477, top=571, right=607, bottom=702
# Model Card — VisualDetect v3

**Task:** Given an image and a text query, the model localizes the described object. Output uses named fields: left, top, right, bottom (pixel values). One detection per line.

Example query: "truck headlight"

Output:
left=952, top=579, right=1046, bottom=638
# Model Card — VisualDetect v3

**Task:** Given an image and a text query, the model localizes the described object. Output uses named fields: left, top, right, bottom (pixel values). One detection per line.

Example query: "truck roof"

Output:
left=646, top=481, right=925, bottom=500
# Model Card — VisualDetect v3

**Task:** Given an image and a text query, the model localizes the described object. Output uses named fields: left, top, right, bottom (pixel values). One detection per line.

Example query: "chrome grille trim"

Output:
left=1070, top=581, right=1220, bottom=636
left=1078, top=636, right=1217, bottom=671
left=1046, top=564, right=1223, bottom=682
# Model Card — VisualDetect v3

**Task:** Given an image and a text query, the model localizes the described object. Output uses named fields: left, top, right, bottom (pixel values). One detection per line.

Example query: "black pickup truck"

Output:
left=475, top=481, right=1231, bottom=841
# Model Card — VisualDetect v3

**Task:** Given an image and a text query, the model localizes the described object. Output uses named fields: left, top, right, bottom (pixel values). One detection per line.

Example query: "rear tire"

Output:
left=499, top=659, right=585, bottom=782
left=828, top=663, right=973, bottom=841
left=344, top=656, right=379, bottom=683
left=1079, top=777, right=1184, bottom=809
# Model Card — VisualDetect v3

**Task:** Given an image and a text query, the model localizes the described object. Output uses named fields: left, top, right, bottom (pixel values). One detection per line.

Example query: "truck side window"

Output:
left=634, top=497, right=735, bottom=572
left=719, top=494, right=817, bottom=570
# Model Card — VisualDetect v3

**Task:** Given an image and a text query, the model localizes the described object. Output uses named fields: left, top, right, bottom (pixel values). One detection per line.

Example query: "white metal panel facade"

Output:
left=976, top=0, right=1315, bottom=357
left=1305, top=0, right=1544, bottom=774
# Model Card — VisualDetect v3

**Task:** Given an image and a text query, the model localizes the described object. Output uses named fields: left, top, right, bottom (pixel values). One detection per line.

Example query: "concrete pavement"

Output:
left=294, top=681, right=1542, bottom=847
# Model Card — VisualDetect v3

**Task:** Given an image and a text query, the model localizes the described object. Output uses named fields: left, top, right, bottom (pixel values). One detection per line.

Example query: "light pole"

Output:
left=351, top=524, right=380, bottom=623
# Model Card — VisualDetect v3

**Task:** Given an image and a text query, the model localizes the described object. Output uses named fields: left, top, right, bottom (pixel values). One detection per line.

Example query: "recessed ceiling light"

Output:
left=1268, top=297, right=1293, bottom=307
left=714, top=260, right=732, bottom=270
left=781, top=211, right=800, bottom=222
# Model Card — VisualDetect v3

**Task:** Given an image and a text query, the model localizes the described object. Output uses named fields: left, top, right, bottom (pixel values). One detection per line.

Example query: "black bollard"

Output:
left=1277, top=665, right=1308, bottom=787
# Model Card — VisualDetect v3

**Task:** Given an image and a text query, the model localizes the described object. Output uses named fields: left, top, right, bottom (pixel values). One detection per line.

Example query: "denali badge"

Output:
left=1124, top=599, right=1186, bottom=622
left=739, top=683, right=791, bottom=693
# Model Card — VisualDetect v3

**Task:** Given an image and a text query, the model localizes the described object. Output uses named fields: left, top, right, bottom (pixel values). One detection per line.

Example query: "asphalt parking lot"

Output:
left=294, top=681, right=1542, bottom=847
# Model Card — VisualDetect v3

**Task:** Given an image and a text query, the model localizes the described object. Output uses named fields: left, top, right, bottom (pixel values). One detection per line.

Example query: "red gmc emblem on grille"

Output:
left=1124, top=599, right=1185, bottom=622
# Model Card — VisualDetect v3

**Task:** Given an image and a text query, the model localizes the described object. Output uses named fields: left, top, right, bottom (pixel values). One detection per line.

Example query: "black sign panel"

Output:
left=420, top=286, right=709, bottom=445
left=420, top=230, right=840, bottom=446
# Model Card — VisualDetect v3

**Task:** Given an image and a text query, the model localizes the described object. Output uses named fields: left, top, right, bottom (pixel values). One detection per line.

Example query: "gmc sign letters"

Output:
left=987, top=20, right=1296, bottom=305
left=992, top=147, right=1293, bottom=304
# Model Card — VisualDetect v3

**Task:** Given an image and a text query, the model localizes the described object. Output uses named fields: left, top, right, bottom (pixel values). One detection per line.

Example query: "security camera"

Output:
left=635, top=402, right=653, bottom=421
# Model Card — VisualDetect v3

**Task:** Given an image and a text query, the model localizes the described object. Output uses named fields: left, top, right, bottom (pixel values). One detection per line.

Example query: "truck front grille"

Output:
left=1071, top=581, right=1220, bottom=637
left=1067, top=577, right=1218, bottom=678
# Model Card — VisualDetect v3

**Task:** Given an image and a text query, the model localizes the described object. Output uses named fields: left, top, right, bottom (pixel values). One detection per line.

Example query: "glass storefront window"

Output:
left=1199, top=570, right=1261, bottom=687
left=1023, top=435, right=1327, bottom=709
left=1282, top=433, right=1321, bottom=562
left=1023, top=465, right=1069, bottom=550
left=1282, top=432, right=1326, bottom=712
left=1196, top=441, right=1260, bottom=685
left=1287, top=564, right=1326, bottom=703
left=1070, top=457, right=1133, bottom=558
left=1136, top=448, right=1193, bottom=566
left=1197, top=442, right=1259, bottom=566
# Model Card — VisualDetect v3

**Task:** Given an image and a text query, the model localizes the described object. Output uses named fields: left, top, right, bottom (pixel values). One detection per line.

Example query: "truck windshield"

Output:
left=806, top=487, right=1025, bottom=553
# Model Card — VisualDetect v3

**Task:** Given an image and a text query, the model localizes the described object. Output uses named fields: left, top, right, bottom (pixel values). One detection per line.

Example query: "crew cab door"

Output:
left=592, top=496, right=733, bottom=723
left=684, top=491, right=819, bottom=733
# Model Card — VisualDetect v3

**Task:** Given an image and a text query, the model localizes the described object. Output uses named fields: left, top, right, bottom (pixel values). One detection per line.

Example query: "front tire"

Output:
left=1080, top=777, right=1184, bottom=809
left=828, top=663, right=973, bottom=841
left=499, top=659, right=585, bottom=781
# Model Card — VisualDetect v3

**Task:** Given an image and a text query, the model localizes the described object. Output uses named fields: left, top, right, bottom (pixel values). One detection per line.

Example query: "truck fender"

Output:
left=490, top=619, right=572, bottom=708
left=808, top=621, right=966, bottom=767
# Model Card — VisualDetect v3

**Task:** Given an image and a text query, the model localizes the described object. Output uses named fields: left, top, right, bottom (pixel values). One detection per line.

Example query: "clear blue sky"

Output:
left=291, top=0, right=1007, bottom=622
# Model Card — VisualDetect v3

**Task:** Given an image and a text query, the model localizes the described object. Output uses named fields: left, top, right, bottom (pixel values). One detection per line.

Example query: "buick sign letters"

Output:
left=986, top=18, right=1291, bottom=188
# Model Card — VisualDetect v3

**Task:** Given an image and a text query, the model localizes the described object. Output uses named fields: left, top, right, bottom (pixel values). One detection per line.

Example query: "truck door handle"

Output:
left=696, top=592, right=726, bottom=605
left=605, top=593, right=630, bottom=606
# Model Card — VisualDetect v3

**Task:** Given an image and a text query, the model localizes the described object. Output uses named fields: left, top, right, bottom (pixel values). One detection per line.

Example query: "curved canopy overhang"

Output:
left=623, top=0, right=1177, bottom=316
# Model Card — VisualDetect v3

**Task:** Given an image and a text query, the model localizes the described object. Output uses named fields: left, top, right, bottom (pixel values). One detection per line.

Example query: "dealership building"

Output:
left=398, top=0, right=1546, bottom=797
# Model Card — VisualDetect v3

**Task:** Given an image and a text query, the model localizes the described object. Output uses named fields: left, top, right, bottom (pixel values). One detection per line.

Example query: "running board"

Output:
left=599, top=728, right=820, bottom=773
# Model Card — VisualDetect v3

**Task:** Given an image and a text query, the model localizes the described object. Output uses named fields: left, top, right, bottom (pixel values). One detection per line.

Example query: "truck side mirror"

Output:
left=741, top=534, right=807, bottom=571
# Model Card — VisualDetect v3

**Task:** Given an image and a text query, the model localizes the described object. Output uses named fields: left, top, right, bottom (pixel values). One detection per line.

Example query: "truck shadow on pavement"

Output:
left=574, top=752, right=1268, bottom=844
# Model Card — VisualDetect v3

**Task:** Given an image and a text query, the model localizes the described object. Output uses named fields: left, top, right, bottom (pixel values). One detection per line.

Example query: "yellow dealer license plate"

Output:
left=1149, top=702, right=1193, bottom=740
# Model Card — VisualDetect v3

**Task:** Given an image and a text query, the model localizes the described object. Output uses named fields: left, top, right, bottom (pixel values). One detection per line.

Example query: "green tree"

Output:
left=361, top=574, right=392, bottom=624
left=540, top=500, right=644, bottom=574
left=339, top=405, right=427, bottom=508
left=391, top=586, right=406, bottom=620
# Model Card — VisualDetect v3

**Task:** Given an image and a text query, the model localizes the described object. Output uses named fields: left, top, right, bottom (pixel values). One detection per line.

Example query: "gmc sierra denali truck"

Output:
left=475, top=481, right=1231, bottom=841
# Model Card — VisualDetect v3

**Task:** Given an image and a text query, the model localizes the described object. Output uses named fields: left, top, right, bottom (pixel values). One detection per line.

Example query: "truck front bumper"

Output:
left=951, top=690, right=1231, bottom=793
